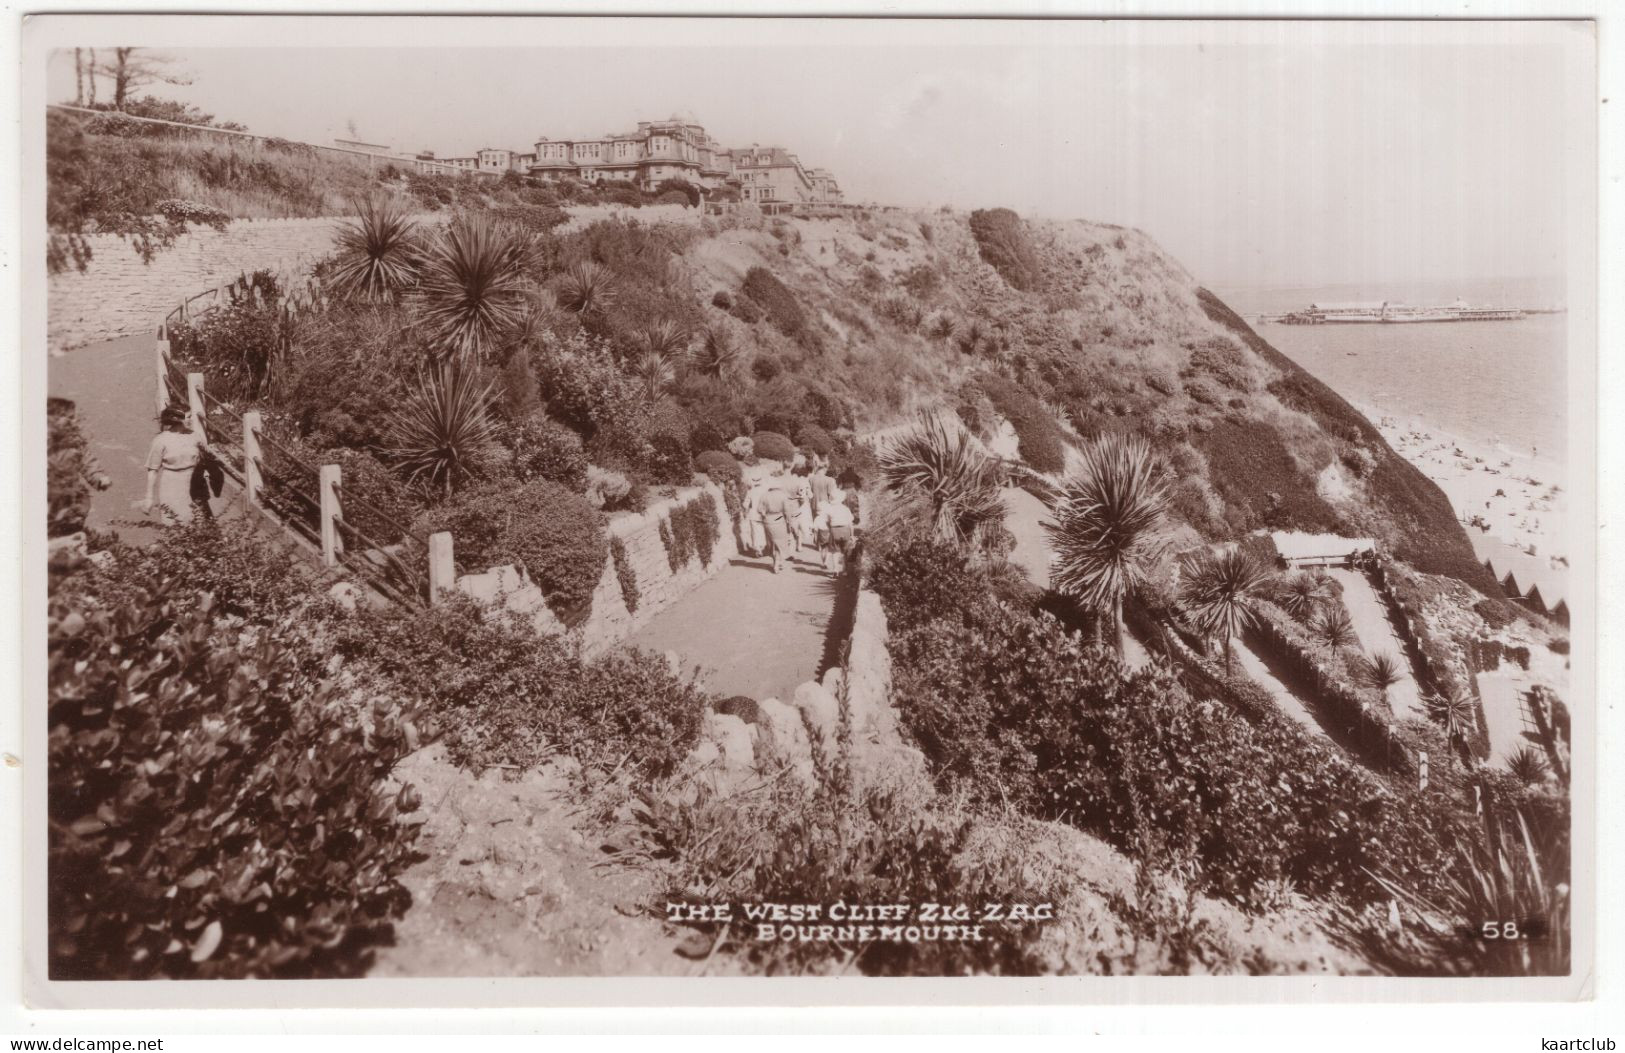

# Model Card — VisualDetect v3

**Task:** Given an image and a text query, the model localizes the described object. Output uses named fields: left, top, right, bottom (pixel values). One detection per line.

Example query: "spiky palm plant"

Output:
left=327, top=197, right=422, bottom=303
left=1427, top=686, right=1479, bottom=759
left=1364, top=806, right=1568, bottom=976
left=556, top=259, right=616, bottom=317
left=415, top=216, right=533, bottom=362
left=880, top=413, right=1008, bottom=553
left=1280, top=571, right=1330, bottom=621
left=688, top=326, right=740, bottom=379
left=1045, top=434, right=1170, bottom=653
left=1312, top=607, right=1358, bottom=651
left=1359, top=651, right=1406, bottom=704
left=384, top=364, right=502, bottom=498
left=1180, top=546, right=1270, bottom=674
left=629, top=350, right=676, bottom=404
left=1506, top=746, right=1549, bottom=787
left=632, top=318, right=689, bottom=363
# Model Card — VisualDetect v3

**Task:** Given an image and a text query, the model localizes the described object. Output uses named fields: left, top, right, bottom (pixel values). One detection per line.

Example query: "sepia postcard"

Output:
left=12, top=9, right=1602, bottom=1012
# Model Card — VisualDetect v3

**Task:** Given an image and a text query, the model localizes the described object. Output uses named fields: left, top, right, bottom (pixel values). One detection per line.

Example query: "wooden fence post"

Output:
left=429, top=532, right=455, bottom=604
left=319, top=464, right=343, bottom=568
left=243, top=411, right=264, bottom=509
left=155, top=334, right=170, bottom=414
left=186, top=373, right=206, bottom=439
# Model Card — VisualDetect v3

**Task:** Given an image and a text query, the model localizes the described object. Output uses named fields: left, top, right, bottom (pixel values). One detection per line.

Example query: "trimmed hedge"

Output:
left=750, top=431, right=796, bottom=463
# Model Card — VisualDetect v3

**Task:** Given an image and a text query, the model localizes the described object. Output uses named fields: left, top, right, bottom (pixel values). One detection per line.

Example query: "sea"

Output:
left=1208, top=277, right=1569, bottom=465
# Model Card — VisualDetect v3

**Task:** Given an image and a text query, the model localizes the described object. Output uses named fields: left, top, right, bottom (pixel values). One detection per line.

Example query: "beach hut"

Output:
left=1501, top=570, right=1521, bottom=599
left=1521, top=584, right=1548, bottom=616
left=1552, top=599, right=1570, bottom=627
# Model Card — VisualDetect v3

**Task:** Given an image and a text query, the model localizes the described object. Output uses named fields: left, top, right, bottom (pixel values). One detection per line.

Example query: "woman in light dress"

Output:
left=139, top=406, right=208, bottom=524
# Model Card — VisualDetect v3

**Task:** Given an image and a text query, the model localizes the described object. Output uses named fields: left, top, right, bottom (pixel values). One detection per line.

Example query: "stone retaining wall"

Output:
left=48, top=216, right=371, bottom=351
left=454, top=483, right=736, bottom=656
left=687, top=579, right=927, bottom=796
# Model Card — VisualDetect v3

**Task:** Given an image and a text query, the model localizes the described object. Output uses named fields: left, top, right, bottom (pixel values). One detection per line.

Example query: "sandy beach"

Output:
left=1361, top=402, right=1569, bottom=606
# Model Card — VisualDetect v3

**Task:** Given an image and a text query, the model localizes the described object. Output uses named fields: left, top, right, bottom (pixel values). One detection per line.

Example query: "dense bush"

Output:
left=508, top=412, right=589, bottom=489
left=968, top=208, right=1040, bottom=292
left=168, top=299, right=283, bottom=402
left=326, top=447, right=419, bottom=546
left=415, top=480, right=606, bottom=625
left=1193, top=418, right=1340, bottom=534
left=969, top=374, right=1067, bottom=474
left=48, top=527, right=421, bottom=979
left=694, top=450, right=743, bottom=490
left=793, top=423, right=836, bottom=460
left=869, top=538, right=1471, bottom=908
left=47, top=398, right=110, bottom=538
left=741, top=266, right=815, bottom=348
left=751, top=431, right=796, bottom=463
left=342, top=596, right=707, bottom=776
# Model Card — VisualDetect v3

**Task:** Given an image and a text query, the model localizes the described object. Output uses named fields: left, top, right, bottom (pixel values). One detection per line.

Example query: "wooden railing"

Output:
left=154, top=278, right=462, bottom=611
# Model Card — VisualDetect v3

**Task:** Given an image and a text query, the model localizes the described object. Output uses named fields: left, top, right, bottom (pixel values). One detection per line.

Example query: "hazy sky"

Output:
left=44, top=20, right=1591, bottom=289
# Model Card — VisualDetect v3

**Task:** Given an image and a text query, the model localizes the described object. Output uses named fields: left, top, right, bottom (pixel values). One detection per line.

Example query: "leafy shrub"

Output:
left=169, top=299, right=282, bottom=402
left=327, top=447, right=419, bottom=545
left=751, top=431, right=796, bottom=463
left=969, top=374, right=1067, bottom=474
left=508, top=413, right=589, bottom=489
left=900, top=263, right=941, bottom=299
left=342, top=596, right=707, bottom=776
left=1184, top=338, right=1256, bottom=391
left=794, top=424, right=836, bottom=459
left=727, top=436, right=755, bottom=460
left=1193, top=418, right=1340, bottom=534
left=869, top=538, right=1471, bottom=908
left=416, top=479, right=606, bottom=625
left=533, top=330, right=646, bottom=439
left=610, top=535, right=639, bottom=614
left=48, top=538, right=421, bottom=979
left=968, top=208, right=1040, bottom=292
left=741, top=266, right=815, bottom=348
left=642, top=407, right=695, bottom=486
left=585, top=465, right=636, bottom=512
left=694, top=449, right=743, bottom=489
left=711, top=290, right=733, bottom=310
left=47, top=398, right=110, bottom=538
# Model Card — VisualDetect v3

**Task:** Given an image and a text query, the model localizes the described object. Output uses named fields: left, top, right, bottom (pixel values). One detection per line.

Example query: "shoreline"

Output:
left=1358, top=402, right=1568, bottom=604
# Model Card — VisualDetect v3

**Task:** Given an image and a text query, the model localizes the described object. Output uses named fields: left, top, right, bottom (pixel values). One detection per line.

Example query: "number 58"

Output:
left=1482, top=921, right=1520, bottom=939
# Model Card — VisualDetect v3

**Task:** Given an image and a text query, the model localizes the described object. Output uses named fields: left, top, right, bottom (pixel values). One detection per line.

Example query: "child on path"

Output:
left=814, top=486, right=856, bottom=573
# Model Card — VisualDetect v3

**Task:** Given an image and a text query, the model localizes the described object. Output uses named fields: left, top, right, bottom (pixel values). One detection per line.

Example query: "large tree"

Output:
left=107, top=47, right=191, bottom=111
left=1045, top=433, right=1170, bottom=653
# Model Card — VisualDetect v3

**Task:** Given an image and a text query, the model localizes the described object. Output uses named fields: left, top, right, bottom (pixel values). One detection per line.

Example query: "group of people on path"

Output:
left=742, top=458, right=858, bottom=575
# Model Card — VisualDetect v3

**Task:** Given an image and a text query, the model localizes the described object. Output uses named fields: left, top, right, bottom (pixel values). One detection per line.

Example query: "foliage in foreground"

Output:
left=869, top=537, right=1480, bottom=910
left=338, top=595, right=708, bottom=777
left=48, top=522, right=423, bottom=979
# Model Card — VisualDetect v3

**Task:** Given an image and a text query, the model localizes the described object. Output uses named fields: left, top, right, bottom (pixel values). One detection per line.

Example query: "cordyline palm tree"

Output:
left=385, top=364, right=502, bottom=499
left=631, top=318, right=689, bottom=363
left=1280, top=570, right=1331, bottom=621
left=1045, top=434, right=1170, bottom=653
left=556, top=259, right=616, bottom=317
left=415, top=216, right=534, bottom=362
left=1358, top=652, right=1406, bottom=708
left=1427, top=686, right=1479, bottom=763
left=1506, top=746, right=1549, bottom=788
left=1180, top=546, right=1271, bottom=674
left=328, top=197, right=422, bottom=303
left=629, top=350, right=676, bottom=404
left=688, top=326, right=740, bottom=380
left=1312, top=607, right=1358, bottom=651
left=880, top=413, right=1007, bottom=554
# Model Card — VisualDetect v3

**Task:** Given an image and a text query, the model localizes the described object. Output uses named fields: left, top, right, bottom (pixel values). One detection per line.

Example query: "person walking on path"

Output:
left=788, top=466, right=815, bottom=553
left=814, top=486, right=856, bottom=573
left=138, top=406, right=210, bottom=524
left=758, top=472, right=794, bottom=574
left=744, top=475, right=769, bottom=556
left=809, top=462, right=837, bottom=515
